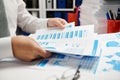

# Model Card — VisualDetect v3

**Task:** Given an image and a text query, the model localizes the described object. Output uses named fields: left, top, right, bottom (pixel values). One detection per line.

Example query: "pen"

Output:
left=109, top=10, right=114, bottom=20
left=106, top=12, right=110, bottom=20
left=112, top=11, right=117, bottom=20
left=107, top=10, right=112, bottom=20
left=116, top=8, right=120, bottom=20
left=72, top=64, right=81, bottom=80
left=118, top=8, right=120, bottom=12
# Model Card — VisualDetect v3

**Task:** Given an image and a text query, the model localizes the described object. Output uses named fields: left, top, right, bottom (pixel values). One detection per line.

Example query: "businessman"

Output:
left=0, top=0, right=67, bottom=61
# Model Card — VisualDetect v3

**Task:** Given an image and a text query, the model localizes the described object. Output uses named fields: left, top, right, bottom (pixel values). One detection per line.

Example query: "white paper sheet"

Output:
left=30, top=54, right=99, bottom=80
left=30, top=23, right=101, bottom=57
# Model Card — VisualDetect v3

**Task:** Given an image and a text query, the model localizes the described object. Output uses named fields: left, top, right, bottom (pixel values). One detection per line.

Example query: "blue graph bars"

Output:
left=36, top=30, right=85, bottom=40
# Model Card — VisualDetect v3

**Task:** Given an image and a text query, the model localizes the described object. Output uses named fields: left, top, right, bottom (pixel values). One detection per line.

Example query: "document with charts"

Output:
left=30, top=53, right=99, bottom=80
left=87, top=32, right=120, bottom=80
left=29, top=24, right=120, bottom=80
left=30, top=23, right=101, bottom=57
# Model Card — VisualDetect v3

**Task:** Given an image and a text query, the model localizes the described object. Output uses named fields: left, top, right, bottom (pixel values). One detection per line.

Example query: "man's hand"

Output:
left=47, top=18, right=67, bottom=29
left=12, top=36, right=51, bottom=62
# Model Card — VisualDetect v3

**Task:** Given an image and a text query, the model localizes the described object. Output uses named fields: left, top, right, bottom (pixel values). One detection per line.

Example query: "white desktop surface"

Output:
left=0, top=57, right=120, bottom=80
left=0, top=58, right=82, bottom=80
left=0, top=60, right=44, bottom=80
left=0, top=59, right=92, bottom=80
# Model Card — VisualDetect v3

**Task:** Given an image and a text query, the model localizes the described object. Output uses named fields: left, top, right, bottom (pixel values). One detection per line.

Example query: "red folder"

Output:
left=68, top=7, right=79, bottom=26
left=107, top=20, right=120, bottom=33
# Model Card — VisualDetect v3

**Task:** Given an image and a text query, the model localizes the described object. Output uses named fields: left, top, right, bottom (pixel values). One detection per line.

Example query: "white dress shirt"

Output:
left=0, top=0, right=48, bottom=59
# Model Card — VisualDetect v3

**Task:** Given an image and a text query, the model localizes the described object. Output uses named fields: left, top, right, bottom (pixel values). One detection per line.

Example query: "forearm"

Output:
left=17, top=0, right=48, bottom=34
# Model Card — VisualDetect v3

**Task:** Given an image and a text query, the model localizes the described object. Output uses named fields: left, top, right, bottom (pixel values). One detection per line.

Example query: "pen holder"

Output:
left=107, top=20, right=120, bottom=33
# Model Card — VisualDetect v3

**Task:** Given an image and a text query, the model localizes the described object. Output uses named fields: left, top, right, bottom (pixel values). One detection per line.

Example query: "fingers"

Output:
left=58, top=18, right=67, bottom=25
left=55, top=20, right=65, bottom=29
left=47, top=18, right=67, bottom=29
left=12, top=36, right=51, bottom=62
left=29, top=38, right=51, bottom=59
left=55, top=18, right=67, bottom=29
left=35, top=45, right=51, bottom=58
left=31, top=38, right=51, bottom=58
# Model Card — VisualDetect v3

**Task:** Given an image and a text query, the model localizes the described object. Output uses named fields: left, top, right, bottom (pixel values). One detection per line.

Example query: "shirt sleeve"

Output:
left=17, top=0, right=48, bottom=34
left=0, top=37, right=13, bottom=59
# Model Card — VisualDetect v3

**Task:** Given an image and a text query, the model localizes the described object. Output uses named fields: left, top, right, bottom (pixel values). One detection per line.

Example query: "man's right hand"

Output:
left=12, top=36, right=51, bottom=62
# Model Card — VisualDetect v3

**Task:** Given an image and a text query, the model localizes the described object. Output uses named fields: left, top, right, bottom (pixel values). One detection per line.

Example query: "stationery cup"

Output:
left=107, top=20, right=120, bottom=33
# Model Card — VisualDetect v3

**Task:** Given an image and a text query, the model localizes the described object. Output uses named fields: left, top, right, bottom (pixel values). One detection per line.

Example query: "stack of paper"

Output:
left=29, top=23, right=120, bottom=80
left=30, top=22, right=101, bottom=57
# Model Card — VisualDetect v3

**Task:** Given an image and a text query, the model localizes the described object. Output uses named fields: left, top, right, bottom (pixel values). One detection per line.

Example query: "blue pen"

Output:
left=106, top=12, right=110, bottom=20
left=118, top=8, right=120, bottom=12
left=116, top=8, right=120, bottom=20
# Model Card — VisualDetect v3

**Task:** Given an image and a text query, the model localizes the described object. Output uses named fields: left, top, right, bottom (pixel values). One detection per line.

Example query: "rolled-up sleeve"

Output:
left=17, top=0, right=48, bottom=34
left=0, top=37, right=13, bottom=59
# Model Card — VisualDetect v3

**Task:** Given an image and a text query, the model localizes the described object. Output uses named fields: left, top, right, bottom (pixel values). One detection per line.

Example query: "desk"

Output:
left=1, top=35, right=120, bottom=80
left=0, top=60, right=44, bottom=80
left=0, top=56, right=120, bottom=80
left=1, top=0, right=120, bottom=80
left=0, top=59, right=68, bottom=80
